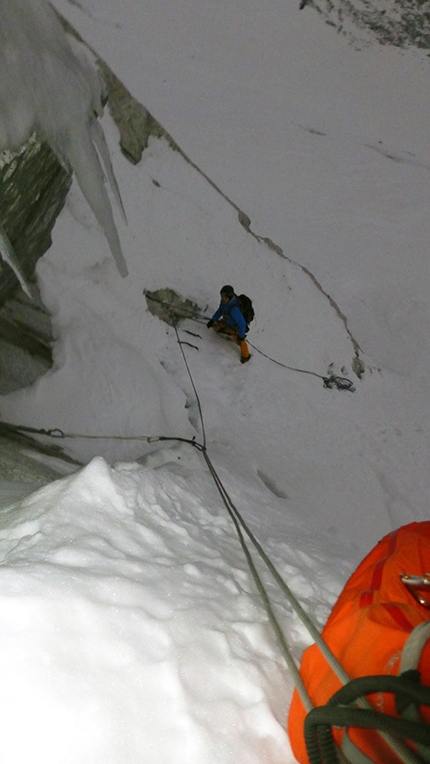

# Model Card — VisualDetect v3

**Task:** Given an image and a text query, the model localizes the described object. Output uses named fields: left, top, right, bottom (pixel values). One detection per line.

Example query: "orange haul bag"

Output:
left=288, top=521, right=430, bottom=764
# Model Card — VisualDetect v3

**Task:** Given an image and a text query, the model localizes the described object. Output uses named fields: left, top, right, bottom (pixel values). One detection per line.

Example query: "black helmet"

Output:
left=220, top=284, right=235, bottom=299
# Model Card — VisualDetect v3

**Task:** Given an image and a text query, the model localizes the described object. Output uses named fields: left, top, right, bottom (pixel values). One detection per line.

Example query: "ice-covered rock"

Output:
left=0, top=0, right=127, bottom=283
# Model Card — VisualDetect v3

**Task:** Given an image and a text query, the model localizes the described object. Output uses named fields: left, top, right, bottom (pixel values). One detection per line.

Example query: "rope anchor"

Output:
left=323, top=375, right=356, bottom=392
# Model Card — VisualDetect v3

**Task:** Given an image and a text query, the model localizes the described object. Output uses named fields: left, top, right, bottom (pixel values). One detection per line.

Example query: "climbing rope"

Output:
left=246, top=340, right=356, bottom=392
left=304, top=675, right=430, bottom=764
left=3, top=306, right=425, bottom=764
left=0, top=420, right=202, bottom=448
left=173, top=337, right=426, bottom=764
left=0, top=412, right=316, bottom=707
left=207, top=461, right=426, bottom=764
left=201, top=450, right=428, bottom=763
left=174, top=325, right=207, bottom=448
left=3, top=410, right=426, bottom=763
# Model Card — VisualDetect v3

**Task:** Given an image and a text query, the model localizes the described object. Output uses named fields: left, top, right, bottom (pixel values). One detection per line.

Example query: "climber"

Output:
left=207, top=285, right=251, bottom=364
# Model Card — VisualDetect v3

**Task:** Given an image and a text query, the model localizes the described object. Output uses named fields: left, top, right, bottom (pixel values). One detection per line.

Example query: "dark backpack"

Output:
left=236, top=294, right=255, bottom=328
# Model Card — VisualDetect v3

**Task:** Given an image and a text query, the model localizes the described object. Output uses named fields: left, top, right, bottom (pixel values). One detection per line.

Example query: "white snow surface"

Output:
left=0, top=0, right=430, bottom=762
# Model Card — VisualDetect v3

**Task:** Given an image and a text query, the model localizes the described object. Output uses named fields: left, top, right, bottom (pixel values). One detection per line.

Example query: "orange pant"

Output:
left=214, top=322, right=250, bottom=359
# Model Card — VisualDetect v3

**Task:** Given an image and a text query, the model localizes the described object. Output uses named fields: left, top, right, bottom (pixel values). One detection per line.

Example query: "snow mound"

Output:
left=0, top=454, right=296, bottom=763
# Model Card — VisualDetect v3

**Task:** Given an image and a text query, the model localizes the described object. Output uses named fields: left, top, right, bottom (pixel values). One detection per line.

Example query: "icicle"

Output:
left=66, top=119, right=128, bottom=278
left=91, top=120, right=127, bottom=224
left=0, top=0, right=128, bottom=281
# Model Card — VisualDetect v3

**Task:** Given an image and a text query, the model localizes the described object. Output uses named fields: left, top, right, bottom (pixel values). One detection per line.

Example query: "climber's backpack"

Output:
left=236, top=294, right=255, bottom=328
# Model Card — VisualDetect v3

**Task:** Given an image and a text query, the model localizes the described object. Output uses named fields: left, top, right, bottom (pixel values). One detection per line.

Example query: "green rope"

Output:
left=0, top=421, right=202, bottom=448
left=305, top=675, right=430, bottom=764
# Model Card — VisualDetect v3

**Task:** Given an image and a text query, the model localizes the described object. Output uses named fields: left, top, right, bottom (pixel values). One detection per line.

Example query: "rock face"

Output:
left=144, top=289, right=201, bottom=327
left=0, top=140, right=72, bottom=392
left=0, top=16, right=173, bottom=395
left=0, top=138, right=72, bottom=305
left=0, top=288, right=54, bottom=394
left=308, top=0, right=430, bottom=49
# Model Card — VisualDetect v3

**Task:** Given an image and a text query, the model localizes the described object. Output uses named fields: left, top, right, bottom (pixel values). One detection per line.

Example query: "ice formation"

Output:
left=0, top=0, right=128, bottom=285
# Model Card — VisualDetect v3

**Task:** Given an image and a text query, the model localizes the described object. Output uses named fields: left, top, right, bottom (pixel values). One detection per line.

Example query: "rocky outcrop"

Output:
left=0, top=138, right=72, bottom=305
left=0, top=15, right=174, bottom=394
left=0, top=288, right=53, bottom=394
left=306, top=0, right=430, bottom=50
left=0, top=140, right=72, bottom=392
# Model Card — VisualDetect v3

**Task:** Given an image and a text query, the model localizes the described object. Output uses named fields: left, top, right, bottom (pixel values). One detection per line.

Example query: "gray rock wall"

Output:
left=0, top=138, right=72, bottom=305
left=0, top=139, right=71, bottom=392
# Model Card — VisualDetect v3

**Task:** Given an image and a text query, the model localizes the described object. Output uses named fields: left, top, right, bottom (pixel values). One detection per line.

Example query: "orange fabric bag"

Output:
left=288, top=521, right=430, bottom=764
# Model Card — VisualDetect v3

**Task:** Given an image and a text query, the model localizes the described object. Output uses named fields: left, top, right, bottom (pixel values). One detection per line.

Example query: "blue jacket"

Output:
left=211, top=296, right=247, bottom=340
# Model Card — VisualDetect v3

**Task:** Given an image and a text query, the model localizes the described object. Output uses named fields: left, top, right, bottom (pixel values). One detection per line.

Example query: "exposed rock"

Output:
left=0, top=137, right=71, bottom=393
left=0, top=288, right=53, bottom=394
left=0, top=422, right=81, bottom=486
left=309, top=0, right=430, bottom=50
left=0, top=14, right=174, bottom=396
left=144, top=288, right=201, bottom=327
left=0, top=137, right=72, bottom=305
left=97, top=63, right=168, bottom=165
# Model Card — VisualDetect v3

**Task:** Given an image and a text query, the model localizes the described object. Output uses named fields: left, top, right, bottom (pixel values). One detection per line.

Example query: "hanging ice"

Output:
left=0, top=0, right=128, bottom=285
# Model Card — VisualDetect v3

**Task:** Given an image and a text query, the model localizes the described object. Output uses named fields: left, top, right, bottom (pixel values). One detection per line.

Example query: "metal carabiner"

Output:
left=400, top=573, right=430, bottom=608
